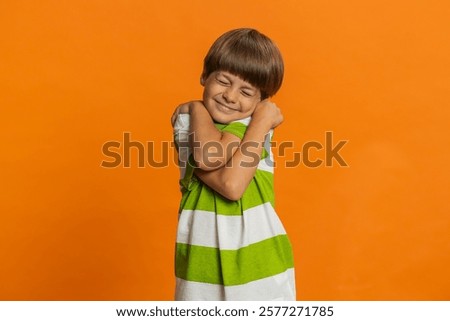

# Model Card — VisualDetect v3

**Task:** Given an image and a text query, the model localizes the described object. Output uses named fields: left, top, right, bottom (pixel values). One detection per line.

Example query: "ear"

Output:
left=200, top=73, right=206, bottom=86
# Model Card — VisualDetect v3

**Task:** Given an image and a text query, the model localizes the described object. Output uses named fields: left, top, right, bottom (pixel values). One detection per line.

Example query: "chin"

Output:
left=207, top=110, right=230, bottom=124
left=212, top=115, right=232, bottom=124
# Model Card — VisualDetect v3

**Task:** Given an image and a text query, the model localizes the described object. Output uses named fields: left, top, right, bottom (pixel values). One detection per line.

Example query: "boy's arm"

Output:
left=172, top=100, right=242, bottom=171
left=194, top=101, right=283, bottom=201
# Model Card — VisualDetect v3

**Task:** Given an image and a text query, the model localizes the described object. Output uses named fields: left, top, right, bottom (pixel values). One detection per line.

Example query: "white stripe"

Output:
left=257, top=154, right=274, bottom=173
left=176, top=202, right=287, bottom=250
left=257, top=129, right=274, bottom=173
left=173, top=113, right=190, bottom=132
left=231, top=116, right=251, bottom=126
left=175, top=268, right=296, bottom=301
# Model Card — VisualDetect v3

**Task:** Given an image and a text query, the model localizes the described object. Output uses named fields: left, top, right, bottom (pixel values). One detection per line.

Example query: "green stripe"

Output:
left=215, top=122, right=247, bottom=140
left=175, top=234, right=294, bottom=286
left=179, top=170, right=274, bottom=215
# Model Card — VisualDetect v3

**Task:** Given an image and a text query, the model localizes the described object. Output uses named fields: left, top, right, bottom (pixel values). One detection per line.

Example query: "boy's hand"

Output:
left=252, top=99, right=284, bottom=130
left=171, top=102, right=190, bottom=127
left=171, top=101, right=202, bottom=127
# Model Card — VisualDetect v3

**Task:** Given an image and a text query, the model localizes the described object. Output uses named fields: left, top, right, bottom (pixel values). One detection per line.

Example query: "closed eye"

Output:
left=215, top=77, right=230, bottom=86
left=241, top=90, right=254, bottom=97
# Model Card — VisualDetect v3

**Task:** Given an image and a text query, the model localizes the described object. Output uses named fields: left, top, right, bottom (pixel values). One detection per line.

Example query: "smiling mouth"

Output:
left=216, top=101, right=238, bottom=113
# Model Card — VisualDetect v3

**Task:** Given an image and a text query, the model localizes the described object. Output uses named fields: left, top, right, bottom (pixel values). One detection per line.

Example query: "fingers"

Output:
left=171, top=112, right=177, bottom=127
left=253, top=100, right=284, bottom=129
left=171, top=105, right=181, bottom=127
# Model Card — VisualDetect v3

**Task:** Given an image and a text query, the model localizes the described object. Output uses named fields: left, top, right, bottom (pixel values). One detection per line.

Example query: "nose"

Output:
left=223, top=87, right=238, bottom=104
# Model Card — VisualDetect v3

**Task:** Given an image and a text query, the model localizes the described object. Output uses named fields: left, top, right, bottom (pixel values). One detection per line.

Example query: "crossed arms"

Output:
left=172, top=100, right=283, bottom=201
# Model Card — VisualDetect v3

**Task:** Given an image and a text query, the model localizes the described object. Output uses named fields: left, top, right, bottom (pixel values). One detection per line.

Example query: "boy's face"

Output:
left=201, top=71, right=261, bottom=124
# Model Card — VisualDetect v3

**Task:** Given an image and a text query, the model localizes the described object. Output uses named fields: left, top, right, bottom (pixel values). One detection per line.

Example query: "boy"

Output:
left=172, top=28, right=295, bottom=300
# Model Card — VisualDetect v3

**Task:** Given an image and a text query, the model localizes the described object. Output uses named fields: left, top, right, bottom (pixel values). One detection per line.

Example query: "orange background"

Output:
left=1, top=0, right=449, bottom=300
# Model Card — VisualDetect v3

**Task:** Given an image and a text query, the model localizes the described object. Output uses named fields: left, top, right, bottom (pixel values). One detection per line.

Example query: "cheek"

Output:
left=203, top=82, right=220, bottom=96
left=202, top=87, right=216, bottom=103
left=243, top=101, right=259, bottom=114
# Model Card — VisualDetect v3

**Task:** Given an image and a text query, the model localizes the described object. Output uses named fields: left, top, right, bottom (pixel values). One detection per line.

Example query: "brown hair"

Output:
left=201, top=28, right=284, bottom=100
